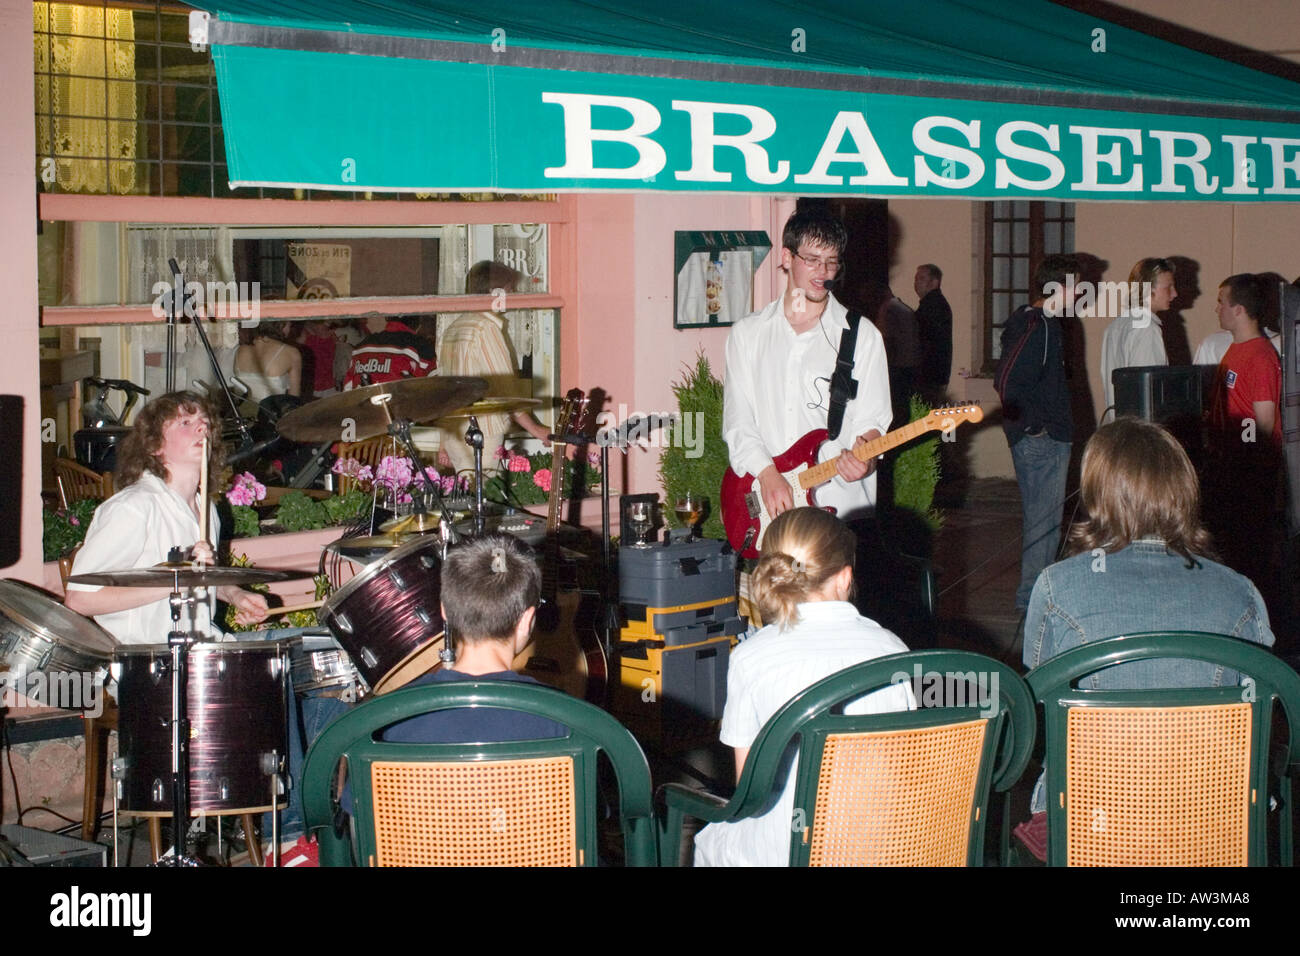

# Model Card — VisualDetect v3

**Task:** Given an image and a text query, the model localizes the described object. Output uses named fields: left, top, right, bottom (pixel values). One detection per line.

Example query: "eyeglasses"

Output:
left=792, top=250, right=841, bottom=273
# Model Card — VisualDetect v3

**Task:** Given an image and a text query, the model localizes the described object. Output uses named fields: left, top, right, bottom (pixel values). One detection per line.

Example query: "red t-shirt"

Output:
left=342, top=320, right=436, bottom=390
left=1210, top=335, right=1281, bottom=445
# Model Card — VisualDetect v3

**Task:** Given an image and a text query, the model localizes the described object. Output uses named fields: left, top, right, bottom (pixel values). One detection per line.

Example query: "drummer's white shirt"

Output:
left=67, top=472, right=223, bottom=645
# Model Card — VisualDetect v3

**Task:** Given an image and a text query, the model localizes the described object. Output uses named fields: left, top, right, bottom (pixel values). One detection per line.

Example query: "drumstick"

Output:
left=264, top=600, right=326, bottom=617
left=198, top=435, right=209, bottom=547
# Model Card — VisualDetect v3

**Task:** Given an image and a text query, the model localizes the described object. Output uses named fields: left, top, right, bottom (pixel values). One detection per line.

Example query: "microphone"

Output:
left=821, top=278, right=838, bottom=291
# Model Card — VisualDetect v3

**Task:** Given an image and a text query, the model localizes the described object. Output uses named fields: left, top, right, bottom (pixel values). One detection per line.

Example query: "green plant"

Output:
left=658, top=352, right=728, bottom=541
left=892, top=393, right=944, bottom=534
left=321, top=488, right=373, bottom=525
left=230, top=504, right=261, bottom=538
left=275, top=491, right=329, bottom=531
left=42, top=499, right=98, bottom=561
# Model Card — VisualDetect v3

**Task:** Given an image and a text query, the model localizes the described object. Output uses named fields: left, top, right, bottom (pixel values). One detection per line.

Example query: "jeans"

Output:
left=252, top=627, right=351, bottom=843
left=1010, top=433, right=1071, bottom=611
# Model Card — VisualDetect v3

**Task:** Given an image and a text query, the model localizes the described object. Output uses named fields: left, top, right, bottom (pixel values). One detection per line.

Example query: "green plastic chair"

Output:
left=1026, top=632, right=1300, bottom=867
left=657, top=650, right=1035, bottom=866
left=300, top=680, right=656, bottom=866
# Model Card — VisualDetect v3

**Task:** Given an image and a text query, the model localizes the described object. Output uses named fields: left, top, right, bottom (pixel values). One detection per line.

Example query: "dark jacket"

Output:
left=996, top=305, right=1072, bottom=447
left=916, top=289, right=953, bottom=391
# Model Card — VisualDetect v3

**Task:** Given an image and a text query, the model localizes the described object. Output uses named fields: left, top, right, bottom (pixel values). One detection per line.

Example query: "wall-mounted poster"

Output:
left=673, top=231, right=770, bottom=329
left=286, top=242, right=352, bottom=298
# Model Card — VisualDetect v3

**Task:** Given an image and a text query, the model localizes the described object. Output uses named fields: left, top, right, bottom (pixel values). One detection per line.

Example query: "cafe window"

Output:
left=34, top=0, right=551, bottom=202
left=983, top=201, right=1074, bottom=369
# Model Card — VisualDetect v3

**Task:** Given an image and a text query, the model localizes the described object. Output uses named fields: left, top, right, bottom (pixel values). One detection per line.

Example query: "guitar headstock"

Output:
left=923, top=403, right=984, bottom=431
left=553, top=388, right=591, bottom=447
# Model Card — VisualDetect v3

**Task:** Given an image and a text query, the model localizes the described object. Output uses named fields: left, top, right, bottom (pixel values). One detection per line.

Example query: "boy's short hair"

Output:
left=442, top=534, right=541, bottom=643
left=1221, top=273, right=1265, bottom=322
left=781, top=210, right=848, bottom=257
left=1033, top=254, right=1079, bottom=299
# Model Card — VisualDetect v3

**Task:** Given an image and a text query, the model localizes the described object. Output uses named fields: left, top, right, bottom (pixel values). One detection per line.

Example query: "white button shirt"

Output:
left=722, top=294, right=892, bottom=519
left=1100, top=308, right=1166, bottom=413
left=67, top=472, right=222, bottom=645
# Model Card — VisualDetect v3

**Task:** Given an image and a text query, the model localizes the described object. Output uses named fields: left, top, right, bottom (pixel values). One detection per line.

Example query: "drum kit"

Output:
left=0, top=376, right=586, bottom=865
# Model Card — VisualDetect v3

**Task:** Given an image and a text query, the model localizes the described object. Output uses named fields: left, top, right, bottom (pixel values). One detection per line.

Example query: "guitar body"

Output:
left=721, top=428, right=826, bottom=559
left=720, top=405, right=984, bottom=558
left=513, top=588, right=607, bottom=705
left=512, top=387, right=609, bottom=705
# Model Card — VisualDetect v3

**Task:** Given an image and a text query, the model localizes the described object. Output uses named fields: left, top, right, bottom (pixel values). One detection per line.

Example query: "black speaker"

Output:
left=0, top=395, right=22, bottom=569
left=1112, top=364, right=1203, bottom=451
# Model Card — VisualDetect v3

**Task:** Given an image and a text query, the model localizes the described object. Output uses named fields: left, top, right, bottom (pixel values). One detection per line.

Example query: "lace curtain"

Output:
left=34, top=3, right=137, bottom=195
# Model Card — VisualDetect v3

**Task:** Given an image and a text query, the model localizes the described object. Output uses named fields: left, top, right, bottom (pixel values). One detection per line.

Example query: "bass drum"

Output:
left=114, top=642, right=288, bottom=814
left=0, top=579, right=115, bottom=708
left=319, top=535, right=444, bottom=694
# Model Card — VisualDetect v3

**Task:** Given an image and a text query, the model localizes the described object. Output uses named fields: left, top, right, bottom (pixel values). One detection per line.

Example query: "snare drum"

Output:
left=0, top=579, right=115, bottom=708
left=114, top=641, right=288, bottom=814
left=319, top=535, right=444, bottom=694
left=289, top=631, right=361, bottom=700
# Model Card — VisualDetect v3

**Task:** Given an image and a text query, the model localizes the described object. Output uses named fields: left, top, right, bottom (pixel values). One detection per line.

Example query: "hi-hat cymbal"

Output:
left=275, top=377, right=488, bottom=443
left=434, top=396, right=543, bottom=422
left=378, top=511, right=459, bottom=535
left=68, top=563, right=308, bottom=589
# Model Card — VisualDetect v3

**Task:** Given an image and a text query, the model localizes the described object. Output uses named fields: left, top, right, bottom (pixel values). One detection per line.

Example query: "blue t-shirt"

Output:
left=381, top=668, right=569, bottom=743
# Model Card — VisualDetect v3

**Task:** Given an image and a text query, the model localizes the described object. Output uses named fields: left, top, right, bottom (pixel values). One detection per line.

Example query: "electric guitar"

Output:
left=512, top=389, right=608, bottom=703
left=720, top=404, right=984, bottom=558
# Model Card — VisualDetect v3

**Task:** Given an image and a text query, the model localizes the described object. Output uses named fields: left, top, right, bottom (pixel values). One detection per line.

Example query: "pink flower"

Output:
left=375, top=455, right=414, bottom=490
left=587, top=450, right=601, bottom=468
left=356, top=465, right=373, bottom=483
left=69, top=516, right=80, bottom=526
left=440, top=475, right=456, bottom=495
left=508, top=455, right=531, bottom=473
left=494, top=445, right=508, bottom=460
left=532, top=468, right=552, bottom=492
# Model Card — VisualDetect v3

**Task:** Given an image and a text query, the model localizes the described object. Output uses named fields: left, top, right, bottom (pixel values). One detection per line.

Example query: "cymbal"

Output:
left=434, top=396, right=543, bottom=422
left=275, top=377, right=488, bottom=443
left=68, top=563, right=309, bottom=589
left=378, top=511, right=458, bottom=535
left=324, top=533, right=418, bottom=561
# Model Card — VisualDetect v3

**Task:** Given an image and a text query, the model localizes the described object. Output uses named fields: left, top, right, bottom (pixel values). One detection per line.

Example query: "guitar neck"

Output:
left=798, top=418, right=939, bottom=490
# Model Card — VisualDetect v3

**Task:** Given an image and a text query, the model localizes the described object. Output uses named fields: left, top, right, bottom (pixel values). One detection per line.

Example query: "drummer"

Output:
left=65, top=391, right=270, bottom=642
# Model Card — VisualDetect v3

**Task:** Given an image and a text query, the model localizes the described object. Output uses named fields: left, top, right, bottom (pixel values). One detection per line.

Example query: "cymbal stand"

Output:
left=156, top=556, right=204, bottom=867
left=464, top=415, right=485, bottom=536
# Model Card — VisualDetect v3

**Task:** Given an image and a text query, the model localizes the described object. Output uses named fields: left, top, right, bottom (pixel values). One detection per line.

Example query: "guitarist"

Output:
left=722, top=210, right=892, bottom=551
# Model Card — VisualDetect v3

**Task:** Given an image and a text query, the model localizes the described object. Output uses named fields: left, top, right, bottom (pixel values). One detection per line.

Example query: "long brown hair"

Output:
left=115, top=391, right=224, bottom=489
left=1067, top=417, right=1215, bottom=566
left=750, top=507, right=857, bottom=631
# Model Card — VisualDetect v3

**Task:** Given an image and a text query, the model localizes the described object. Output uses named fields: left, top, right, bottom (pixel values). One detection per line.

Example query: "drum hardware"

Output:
left=0, top=580, right=116, bottom=709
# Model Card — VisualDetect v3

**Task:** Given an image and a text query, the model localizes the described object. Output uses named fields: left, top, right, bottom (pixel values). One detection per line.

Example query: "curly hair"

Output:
left=115, top=391, right=224, bottom=490
left=750, top=507, right=857, bottom=631
left=1066, top=417, right=1215, bottom=567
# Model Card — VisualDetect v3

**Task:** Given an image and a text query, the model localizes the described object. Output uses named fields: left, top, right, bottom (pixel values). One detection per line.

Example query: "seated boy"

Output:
left=382, top=533, right=567, bottom=742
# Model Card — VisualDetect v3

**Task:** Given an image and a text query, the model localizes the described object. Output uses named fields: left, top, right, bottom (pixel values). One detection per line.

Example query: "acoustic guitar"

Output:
left=512, top=389, right=608, bottom=703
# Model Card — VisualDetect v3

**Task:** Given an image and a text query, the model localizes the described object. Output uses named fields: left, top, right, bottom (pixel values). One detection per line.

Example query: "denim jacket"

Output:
left=1022, top=538, right=1275, bottom=689
left=1023, top=539, right=1273, bottom=814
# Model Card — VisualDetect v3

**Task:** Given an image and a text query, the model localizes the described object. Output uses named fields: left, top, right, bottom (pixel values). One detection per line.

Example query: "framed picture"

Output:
left=673, top=230, right=770, bottom=329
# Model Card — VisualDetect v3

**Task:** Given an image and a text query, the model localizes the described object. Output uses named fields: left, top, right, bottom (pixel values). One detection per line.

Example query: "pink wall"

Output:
left=569, top=193, right=792, bottom=497
left=2, top=0, right=43, bottom=586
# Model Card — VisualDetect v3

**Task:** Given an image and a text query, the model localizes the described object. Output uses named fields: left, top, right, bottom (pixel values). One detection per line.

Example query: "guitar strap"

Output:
left=826, top=310, right=861, bottom=441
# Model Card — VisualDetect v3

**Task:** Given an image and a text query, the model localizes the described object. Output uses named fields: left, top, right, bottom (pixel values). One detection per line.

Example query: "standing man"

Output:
left=435, top=260, right=555, bottom=477
left=995, top=254, right=1077, bottom=613
left=342, top=312, right=437, bottom=390
left=914, top=263, right=953, bottom=399
left=1206, top=273, right=1283, bottom=613
left=722, top=209, right=892, bottom=533
left=1099, top=257, right=1175, bottom=416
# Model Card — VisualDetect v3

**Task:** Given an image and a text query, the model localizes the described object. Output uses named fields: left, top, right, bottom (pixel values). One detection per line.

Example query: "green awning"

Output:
left=195, top=0, right=1300, bottom=200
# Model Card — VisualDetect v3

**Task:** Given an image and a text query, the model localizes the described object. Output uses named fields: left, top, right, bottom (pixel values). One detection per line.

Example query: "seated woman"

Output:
left=234, top=323, right=302, bottom=402
left=694, top=507, right=914, bottom=867
left=1017, top=416, right=1274, bottom=857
